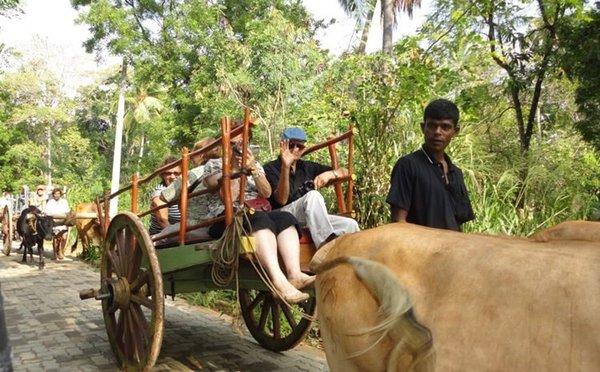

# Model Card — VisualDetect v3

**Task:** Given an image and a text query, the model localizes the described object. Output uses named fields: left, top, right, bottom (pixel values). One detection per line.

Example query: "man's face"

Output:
left=288, top=140, right=306, bottom=153
left=52, top=191, right=61, bottom=201
left=161, top=166, right=181, bottom=186
left=421, top=118, right=458, bottom=153
left=37, top=189, right=44, bottom=196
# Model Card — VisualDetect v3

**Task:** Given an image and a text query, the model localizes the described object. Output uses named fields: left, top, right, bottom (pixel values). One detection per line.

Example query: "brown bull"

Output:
left=69, top=202, right=103, bottom=255
left=311, top=221, right=600, bottom=371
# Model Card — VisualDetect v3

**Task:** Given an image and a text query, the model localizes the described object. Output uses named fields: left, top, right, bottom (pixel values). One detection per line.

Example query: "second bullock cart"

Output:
left=78, top=110, right=356, bottom=370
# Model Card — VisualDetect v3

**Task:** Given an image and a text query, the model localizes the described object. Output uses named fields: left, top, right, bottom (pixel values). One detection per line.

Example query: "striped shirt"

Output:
left=149, top=183, right=181, bottom=235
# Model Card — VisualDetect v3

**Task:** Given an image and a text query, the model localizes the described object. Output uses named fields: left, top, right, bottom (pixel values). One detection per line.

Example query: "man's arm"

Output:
left=314, top=167, right=349, bottom=189
left=272, top=140, right=302, bottom=206
left=390, top=206, right=408, bottom=223
left=150, top=196, right=169, bottom=229
left=272, top=162, right=291, bottom=205
left=386, top=158, right=413, bottom=224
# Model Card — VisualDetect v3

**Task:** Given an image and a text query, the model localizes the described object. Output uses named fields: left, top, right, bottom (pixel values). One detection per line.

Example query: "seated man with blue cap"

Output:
left=264, top=127, right=360, bottom=248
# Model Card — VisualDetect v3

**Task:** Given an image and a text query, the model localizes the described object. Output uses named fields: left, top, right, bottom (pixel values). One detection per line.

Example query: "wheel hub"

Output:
left=106, top=277, right=131, bottom=311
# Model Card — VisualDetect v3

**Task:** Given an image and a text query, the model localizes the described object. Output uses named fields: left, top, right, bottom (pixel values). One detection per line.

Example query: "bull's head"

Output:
left=37, top=216, right=54, bottom=241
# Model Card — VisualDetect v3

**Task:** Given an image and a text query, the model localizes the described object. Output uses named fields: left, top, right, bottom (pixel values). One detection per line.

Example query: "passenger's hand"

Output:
left=280, top=140, right=301, bottom=168
left=314, top=172, right=333, bottom=189
left=244, top=148, right=256, bottom=170
left=234, top=148, right=256, bottom=170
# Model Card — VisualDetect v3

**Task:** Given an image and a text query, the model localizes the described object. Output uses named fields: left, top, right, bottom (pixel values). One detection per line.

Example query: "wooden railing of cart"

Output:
left=93, top=108, right=356, bottom=254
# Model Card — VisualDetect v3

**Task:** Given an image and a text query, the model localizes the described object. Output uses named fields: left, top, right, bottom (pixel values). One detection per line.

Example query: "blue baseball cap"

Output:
left=281, top=127, right=307, bottom=142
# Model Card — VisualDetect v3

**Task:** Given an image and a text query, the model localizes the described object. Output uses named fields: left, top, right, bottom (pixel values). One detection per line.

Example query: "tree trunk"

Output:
left=137, top=131, right=145, bottom=171
left=357, top=0, right=376, bottom=54
left=46, top=125, right=52, bottom=188
left=109, top=57, right=128, bottom=217
left=382, top=0, right=394, bottom=53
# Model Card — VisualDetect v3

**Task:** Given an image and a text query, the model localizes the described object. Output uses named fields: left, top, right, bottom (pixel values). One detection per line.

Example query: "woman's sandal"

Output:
left=282, top=290, right=310, bottom=304
left=289, top=275, right=316, bottom=290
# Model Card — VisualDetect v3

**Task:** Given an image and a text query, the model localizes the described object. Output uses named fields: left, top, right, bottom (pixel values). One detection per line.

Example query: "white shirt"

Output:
left=44, top=198, right=70, bottom=217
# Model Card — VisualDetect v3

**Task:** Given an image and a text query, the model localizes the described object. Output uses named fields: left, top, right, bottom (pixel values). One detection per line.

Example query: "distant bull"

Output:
left=311, top=221, right=600, bottom=371
left=16, top=206, right=54, bottom=269
left=68, top=202, right=102, bottom=256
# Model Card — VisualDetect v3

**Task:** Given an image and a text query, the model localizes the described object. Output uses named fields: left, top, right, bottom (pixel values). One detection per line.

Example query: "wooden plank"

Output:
left=155, top=242, right=214, bottom=274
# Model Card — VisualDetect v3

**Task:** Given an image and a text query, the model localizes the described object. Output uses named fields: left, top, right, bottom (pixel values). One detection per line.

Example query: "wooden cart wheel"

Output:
left=238, top=288, right=316, bottom=352
left=2, top=206, right=13, bottom=256
left=100, top=212, right=164, bottom=371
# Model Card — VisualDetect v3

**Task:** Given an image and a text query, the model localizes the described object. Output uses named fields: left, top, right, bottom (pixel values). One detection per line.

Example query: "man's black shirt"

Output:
left=386, top=146, right=475, bottom=231
left=264, top=157, right=331, bottom=208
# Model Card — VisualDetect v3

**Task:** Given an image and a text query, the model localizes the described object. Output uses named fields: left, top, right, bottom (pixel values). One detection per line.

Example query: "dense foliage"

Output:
left=0, top=0, right=598, bottom=235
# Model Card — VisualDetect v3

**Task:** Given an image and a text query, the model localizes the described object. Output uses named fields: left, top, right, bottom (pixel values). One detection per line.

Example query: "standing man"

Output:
left=29, top=185, right=48, bottom=210
left=387, top=99, right=474, bottom=230
left=264, top=127, right=359, bottom=248
left=45, top=188, right=71, bottom=259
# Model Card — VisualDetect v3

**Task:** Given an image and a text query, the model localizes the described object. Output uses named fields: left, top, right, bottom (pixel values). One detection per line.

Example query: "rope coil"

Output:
left=210, top=209, right=317, bottom=322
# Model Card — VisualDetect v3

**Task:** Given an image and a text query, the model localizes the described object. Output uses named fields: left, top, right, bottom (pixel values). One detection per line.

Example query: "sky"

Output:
left=0, top=0, right=431, bottom=95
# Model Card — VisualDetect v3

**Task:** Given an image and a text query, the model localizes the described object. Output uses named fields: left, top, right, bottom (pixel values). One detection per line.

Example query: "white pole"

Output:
left=47, top=125, right=52, bottom=188
left=109, top=58, right=128, bottom=217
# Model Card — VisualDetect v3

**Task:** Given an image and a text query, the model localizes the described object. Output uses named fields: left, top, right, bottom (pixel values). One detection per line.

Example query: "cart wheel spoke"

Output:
left=126, top=310, right=142, bottom=363
left=131, top=294, right=154, bottom=310
left=116, top=230, right=130, bottom=273
left=127, top=242, right=142, bottom=283
left=247, top=291, right=266, bottom=313
left=107, top=250, right=124, bottom=277
left=115, top=310, right=125, bottom=344
left=258, top=296, right=271, bottom=332
left=280, top=301, right=298, bottom=329
left=131, top=303, right=150, bottom=344
left=130, top=270, right=148, bottom=293
left=271, top=302, right=281, bottom=340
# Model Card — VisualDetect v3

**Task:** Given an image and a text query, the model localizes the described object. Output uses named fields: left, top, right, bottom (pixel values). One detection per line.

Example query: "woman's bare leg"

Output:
left=252, top=229, right=308, bottom=303
left=276, top=226, right=315, bottom=288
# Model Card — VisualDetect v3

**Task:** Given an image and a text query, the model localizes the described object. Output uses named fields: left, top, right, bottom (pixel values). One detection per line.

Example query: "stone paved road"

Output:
left=0, top=246, right=327, bottom=371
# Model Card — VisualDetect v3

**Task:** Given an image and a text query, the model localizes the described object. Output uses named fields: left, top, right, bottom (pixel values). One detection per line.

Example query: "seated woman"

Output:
left=155, top=138, right=220, bottom=243
left=204, top=128, right=314, bottom=304
left=149, top=156, right=182, bottom=236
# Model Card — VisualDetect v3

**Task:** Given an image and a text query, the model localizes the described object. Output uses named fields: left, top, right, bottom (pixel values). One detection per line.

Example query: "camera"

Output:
left=232, top=144, right=243, bottom=156
left=298, top=180, right=315, bottom=196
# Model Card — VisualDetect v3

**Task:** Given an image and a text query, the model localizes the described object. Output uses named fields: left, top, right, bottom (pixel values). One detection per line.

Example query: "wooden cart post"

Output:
left=327, top=135, right=347, bottom=214
left=131, top=173, right=139, bottom=214
left=346, top=123, right=355, bottom=215
left=221, top=117, right=233, bottom=226
left=179, top=147, right=190, bottom=245
left=103, top=192, right=110, bottom=238
left=238, top=107, right=251, bottom=205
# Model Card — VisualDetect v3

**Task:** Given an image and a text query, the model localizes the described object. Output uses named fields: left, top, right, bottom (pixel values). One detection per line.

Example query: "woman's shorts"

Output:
left=208, top=211, right=298, bottom=238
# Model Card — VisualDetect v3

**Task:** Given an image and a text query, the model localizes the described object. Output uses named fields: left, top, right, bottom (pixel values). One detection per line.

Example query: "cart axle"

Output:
left=79, top=288, right=111, bottom=301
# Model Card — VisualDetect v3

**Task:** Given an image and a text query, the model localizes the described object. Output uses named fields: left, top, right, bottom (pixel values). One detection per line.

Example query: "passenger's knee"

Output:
left=303, top=190, right=325, bottom=205
left=347, top=219, right=360, bottom=232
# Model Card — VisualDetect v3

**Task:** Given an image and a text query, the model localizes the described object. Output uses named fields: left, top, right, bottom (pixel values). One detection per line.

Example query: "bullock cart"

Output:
left=78, top=109, right=356, bottom=370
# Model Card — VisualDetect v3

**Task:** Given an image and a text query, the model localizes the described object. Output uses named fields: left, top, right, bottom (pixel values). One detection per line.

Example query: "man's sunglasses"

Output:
left=289, top=142, right=306, bottom=150
left=162, top=171, right=181, bottom=176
